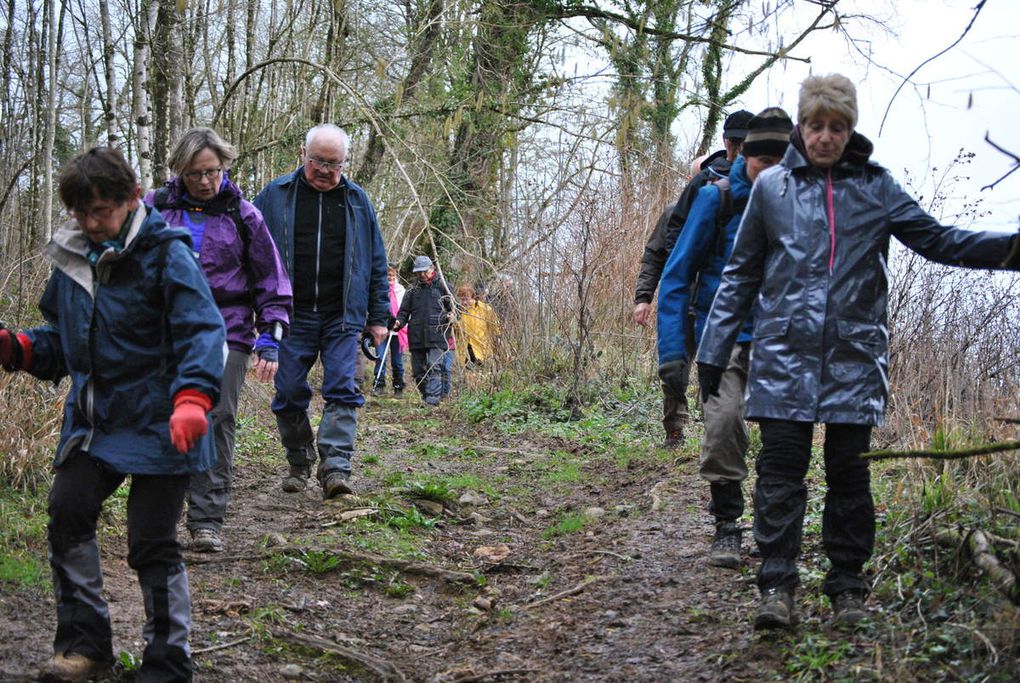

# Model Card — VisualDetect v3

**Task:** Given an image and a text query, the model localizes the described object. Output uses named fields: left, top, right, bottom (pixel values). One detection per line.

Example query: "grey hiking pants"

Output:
left=700, top=342, right=751, bottom=521
left=187, top=349, right=249, bottom=533
left=49, top=451, right=193, bottom=680
left=277, top=402, right=358, bottom=482
left=410, top=347, right=445, bottom=404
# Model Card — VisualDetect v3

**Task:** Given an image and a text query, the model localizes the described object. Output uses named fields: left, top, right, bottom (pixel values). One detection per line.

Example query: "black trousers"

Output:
left=49, top=451, right=193, bottom=681
left=754, top=419, right=874, bottom=597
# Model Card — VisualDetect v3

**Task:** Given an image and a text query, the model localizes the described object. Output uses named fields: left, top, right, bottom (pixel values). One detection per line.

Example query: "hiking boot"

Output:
left=708, top=522, right=742, bottom=569
left=191, top=528, right=224, bottom=553
left=322, top=471, right=353, bottom=499
left=754, top=586, right=797, bottom=630
left=661, top=429, right=684, bottom=449
left=281, top=465, right=309, bottom=493
left=832, top=591, right=867, bottom=627
left=40, top=652, right=109, bottom=682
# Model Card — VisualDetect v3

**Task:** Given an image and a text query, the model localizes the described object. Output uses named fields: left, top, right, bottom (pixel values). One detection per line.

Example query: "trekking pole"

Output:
left=373, top=332, right=394, bottom=386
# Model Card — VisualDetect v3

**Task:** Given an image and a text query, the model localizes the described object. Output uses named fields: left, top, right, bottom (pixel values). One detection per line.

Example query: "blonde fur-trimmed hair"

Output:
left=798, top=74, right=858, bottom=130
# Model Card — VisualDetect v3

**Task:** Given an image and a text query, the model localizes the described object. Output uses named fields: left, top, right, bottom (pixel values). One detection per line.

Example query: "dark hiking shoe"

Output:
left=281, top=465, right=309, bottom=493
left=322, top=472, right=353, bottom=499
left=191, top=528, right=224, bottom=553
left=661, top=430, right=684, bottom=449
left=40, top=652, right=110, bottom=682
left=708, top=522, right=742, bottom=569
left=832, top=591, right=867, bottom=627
left=754, top=587, right=797, bottom=630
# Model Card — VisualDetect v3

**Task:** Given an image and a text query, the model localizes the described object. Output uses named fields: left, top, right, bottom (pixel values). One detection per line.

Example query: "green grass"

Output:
left=542, top=511, right=590, bottom=538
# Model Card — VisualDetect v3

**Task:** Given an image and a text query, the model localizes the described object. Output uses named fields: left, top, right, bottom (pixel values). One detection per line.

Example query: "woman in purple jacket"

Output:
left=146, top=127, right=293, bottom=553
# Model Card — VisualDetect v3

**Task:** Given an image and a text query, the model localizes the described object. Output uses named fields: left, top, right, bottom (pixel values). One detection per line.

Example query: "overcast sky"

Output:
left=743, top=0, right=1019, bottom=231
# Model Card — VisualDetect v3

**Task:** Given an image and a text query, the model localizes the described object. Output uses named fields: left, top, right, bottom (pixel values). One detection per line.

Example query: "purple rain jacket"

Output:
left=145, top=175, right=292, bottom=352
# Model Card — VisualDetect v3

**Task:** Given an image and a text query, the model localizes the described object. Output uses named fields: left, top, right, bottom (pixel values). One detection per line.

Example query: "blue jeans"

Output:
left=410, top=348, right=445, bottom=404
left=273, top=309, right=362, bottom=478
left=441, top=350, right=454, bottom=397
left=372, top=337, right=405, bottom=390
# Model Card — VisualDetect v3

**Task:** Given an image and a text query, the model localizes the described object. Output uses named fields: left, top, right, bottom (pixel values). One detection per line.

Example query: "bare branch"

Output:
left=879, top=0, right=988, bottom=135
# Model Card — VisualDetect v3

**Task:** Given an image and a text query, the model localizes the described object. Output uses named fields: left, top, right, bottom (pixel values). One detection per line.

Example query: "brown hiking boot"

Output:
left=322, top=471, right=353, bottom=499
left=708, top=522, right=742, bottom=569
left=191, top=528, right=224, bottom=553
left=832, top=591, right=867, bottom=627
left=281, top=465, right=309, bottom=493
left=40, top=653, right=109, bottom=682
left=754, top=586, right=797, bottom=630
left=661, top=429, right=684, bottom=449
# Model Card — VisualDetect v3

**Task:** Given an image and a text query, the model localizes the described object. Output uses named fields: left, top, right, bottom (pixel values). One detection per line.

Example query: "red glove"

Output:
left=169, top=389, right=213, bottom=454
left=0, top=329, right=32, bottom=372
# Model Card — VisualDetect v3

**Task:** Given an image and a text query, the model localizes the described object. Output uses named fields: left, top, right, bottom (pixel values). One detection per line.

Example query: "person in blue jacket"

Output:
left=657, top=108, right=793, bottom=570
left=0, top=147, right=225, bottom=681
left=254, top=124, right=389, bottom=499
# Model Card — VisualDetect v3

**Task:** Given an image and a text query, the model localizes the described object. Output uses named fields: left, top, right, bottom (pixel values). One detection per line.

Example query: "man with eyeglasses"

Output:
left=254, top=123, right=389, bottom=499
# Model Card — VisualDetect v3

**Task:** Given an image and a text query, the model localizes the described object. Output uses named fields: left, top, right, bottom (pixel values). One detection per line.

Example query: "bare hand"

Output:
left=252, top=357, right=278, bottom=383
left=633, top=303, right=652, bottom=327
left=367, top=324, right=388, bottom=346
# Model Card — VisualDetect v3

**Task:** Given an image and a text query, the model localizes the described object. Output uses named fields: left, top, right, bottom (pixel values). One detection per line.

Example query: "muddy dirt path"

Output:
left=0, top=393, right=855, bottom=681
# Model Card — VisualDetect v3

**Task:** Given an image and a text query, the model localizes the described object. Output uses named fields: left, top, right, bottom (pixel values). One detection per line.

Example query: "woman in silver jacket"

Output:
left=696, top=73, right=1018, bottom=630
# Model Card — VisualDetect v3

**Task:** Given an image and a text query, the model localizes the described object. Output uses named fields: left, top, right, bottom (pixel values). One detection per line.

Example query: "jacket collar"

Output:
left=785, top=126, right=877, bottom=174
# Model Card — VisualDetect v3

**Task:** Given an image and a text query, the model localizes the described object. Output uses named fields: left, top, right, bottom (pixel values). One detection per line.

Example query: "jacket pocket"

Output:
left=836, top=318, right=881, bottom=346
left=753, top=315, right=790, bottom=340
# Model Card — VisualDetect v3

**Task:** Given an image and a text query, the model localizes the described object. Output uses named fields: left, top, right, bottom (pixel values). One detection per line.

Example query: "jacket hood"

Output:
left=702, top=149, right=732, bottom=180
left=786, top=126, right=876, bottom=172
left=729, top=155, right=752, bottom=198
left=164, top=172, right=244, bottom=209
left=45, top=207, right=191, bottom=295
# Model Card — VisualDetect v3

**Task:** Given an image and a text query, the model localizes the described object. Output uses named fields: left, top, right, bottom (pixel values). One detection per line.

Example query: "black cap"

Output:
left=722, top=109, right=754, bottom=140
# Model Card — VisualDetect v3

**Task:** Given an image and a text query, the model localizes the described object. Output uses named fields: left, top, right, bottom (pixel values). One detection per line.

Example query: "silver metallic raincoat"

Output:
left=696, top=131, right=1015, bottom=425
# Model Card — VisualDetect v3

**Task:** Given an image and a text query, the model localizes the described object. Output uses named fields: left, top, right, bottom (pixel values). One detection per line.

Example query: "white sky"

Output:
left=742, top=0, right=1020, bottom=230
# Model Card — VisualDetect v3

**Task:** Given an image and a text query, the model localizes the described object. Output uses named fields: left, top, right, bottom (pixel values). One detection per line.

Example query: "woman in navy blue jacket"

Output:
left=0, top=147, right=225, bottom=682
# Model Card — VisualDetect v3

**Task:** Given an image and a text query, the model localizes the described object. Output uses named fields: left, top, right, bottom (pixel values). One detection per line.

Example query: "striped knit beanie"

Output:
left=741, top=107, right=793, bottom=158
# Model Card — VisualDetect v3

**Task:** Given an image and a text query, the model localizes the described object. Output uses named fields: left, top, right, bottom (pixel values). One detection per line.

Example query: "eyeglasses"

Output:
left=306, top=156, right=345, bottom=172
left=183, top=168, right=223, bottom=181
left=70, top=204, right=118, bottom=222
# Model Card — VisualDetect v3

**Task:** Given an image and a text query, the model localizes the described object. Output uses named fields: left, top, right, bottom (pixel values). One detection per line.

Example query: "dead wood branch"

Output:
left=271, top=628, right=407, bottom=681
left=450, top=668, right=542, bottom=682
left=523, top=576, right=603, bottom=610
left=192, top=636, right=252, bottom=655
left=859, top=440, right=1020, bottom=461
left=187, top=545, right=476, bottom=583
left=935, top=528, right=1020, bottom=605
left=981, top=133, right=1020, bottom=191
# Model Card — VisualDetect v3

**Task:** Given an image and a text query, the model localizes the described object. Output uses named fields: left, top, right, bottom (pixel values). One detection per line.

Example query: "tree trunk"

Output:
left=99, top=0, right=122, bottom=146
left=133, top=0, right=160, bottom=192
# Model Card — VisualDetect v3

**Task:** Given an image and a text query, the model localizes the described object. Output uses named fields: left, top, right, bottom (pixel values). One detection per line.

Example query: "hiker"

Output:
left=634, top=109, right=755, bottom=448
left=657, top=107, right=793, bottom=569
left=372, top=265, right=408, bottom=395
left=148, top=126, right=292, bottom=554
left=695, top=73, right=1020, bottom=630
left=254, top=123, right=389, bottom=499
left=455, top=283, right=501, bottom=368
left=0, top=147, right=225, bottom=681
left=391, top=255, right=454, bottom=406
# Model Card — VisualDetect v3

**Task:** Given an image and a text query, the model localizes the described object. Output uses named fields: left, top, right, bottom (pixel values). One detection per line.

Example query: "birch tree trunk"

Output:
left=99, top=0, right=122, bottom=146
left=133, top=0, right=160, bottom=192
left=41, top=0, right=64, bottom=241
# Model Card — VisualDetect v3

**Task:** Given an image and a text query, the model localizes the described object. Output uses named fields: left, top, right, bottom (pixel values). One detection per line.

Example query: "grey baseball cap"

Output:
left=412, top=255, right=434, bottom=272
